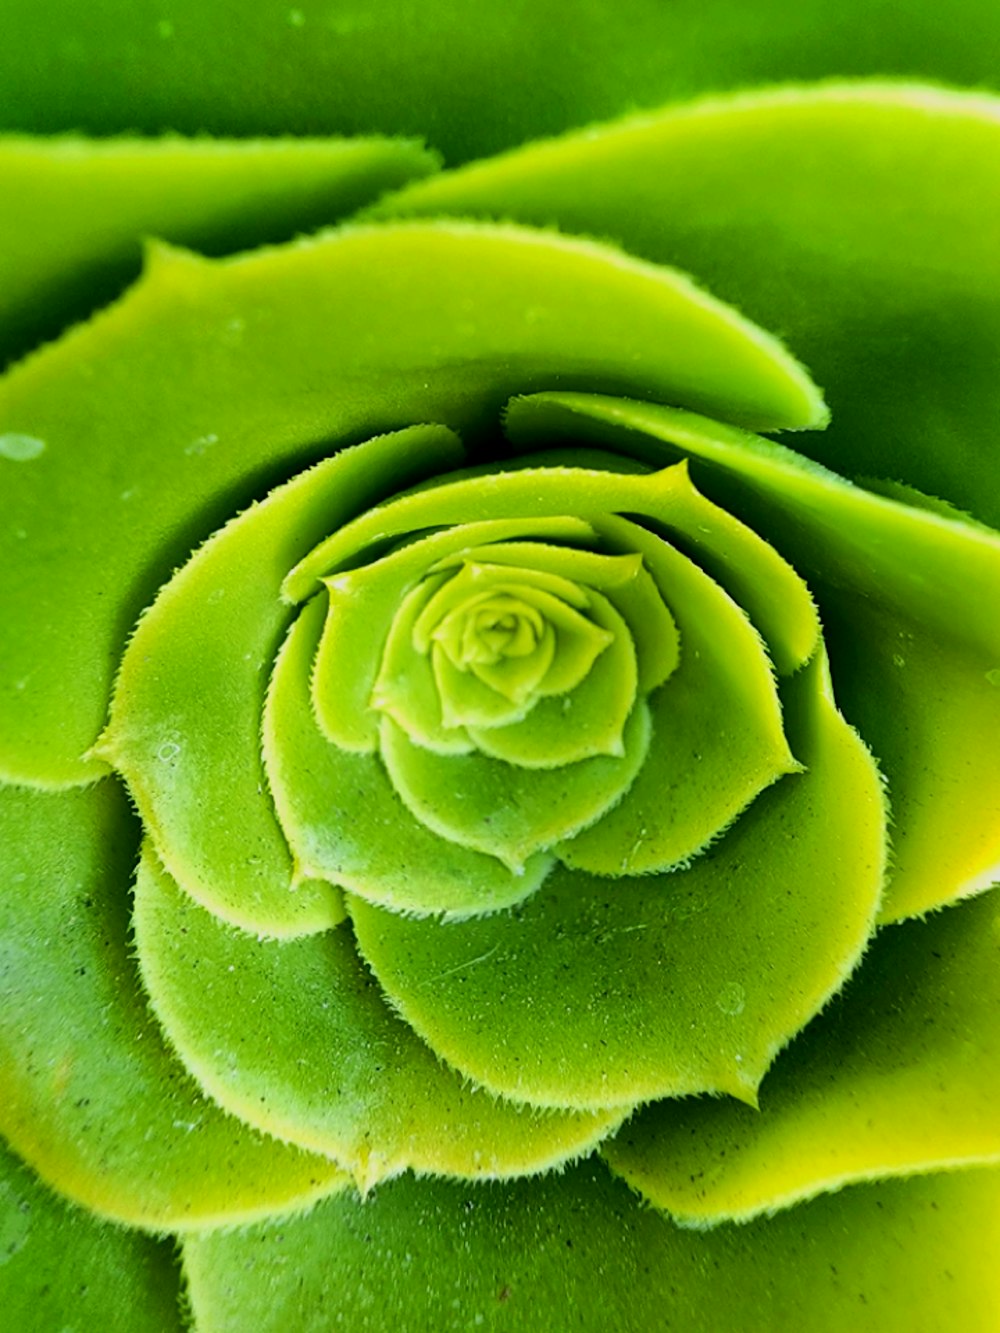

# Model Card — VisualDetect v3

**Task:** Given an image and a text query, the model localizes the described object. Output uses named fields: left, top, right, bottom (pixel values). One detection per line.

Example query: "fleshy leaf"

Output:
left=0, top=1138, right=182, bottom=1331
left=560, top=514, right=798, bottom=876
left=465, top=592, right=635, bottom=768
left=134, top=845, right=627, bottom=1192
left=183, top=1156, right=1000, bottom=1333
left=379, top=702, right=651, bottom=872
left=370, top=572, right=478, bottom=749
left=379, top=559, right=624, bottom=756
left=0, top=780, right=348, bottom=1231
left=349, top=651, right=886, bottom=1110
left=604, top=886, right=1000, bottom=1225
left=0, top=219, right=826, bottom=788
left=0, top=132, right=437, bottom=366
left=508, top=393, right=1000, bottom=918
left=380, top=83, right=1000, bottom=524
left=313, top=518, right=598, bottom=753
left=433, top=541, right=680, bottom=693
left=9, top=2, right=1000, bottom=163
left=99, top=424, right=460, bottom=938
left=291, top=455, right=818, bottom=676
left=265, top=597, right=553, bottom=918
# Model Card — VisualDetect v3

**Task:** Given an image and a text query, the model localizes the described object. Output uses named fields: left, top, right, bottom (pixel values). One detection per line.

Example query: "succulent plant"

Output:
left=2, top=8, right=1000, bottom=1331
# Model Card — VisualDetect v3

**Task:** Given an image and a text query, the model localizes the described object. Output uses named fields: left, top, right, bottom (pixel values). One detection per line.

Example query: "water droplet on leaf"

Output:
left=716, top=981, right=746, bottom=1016
left=0, top=433, right=45, bottom=461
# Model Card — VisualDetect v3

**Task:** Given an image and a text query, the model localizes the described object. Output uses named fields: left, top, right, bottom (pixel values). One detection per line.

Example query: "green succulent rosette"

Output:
left=3, top=13, right=1000, bottom=1331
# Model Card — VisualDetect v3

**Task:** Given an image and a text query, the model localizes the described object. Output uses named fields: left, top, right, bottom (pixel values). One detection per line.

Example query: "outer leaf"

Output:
left=381, top=84, right=1000, bottom=523
left=0, top=220, right=824, bottom=787
left=0, top=1139, right=182, bottom=1332
left=0, top=133, right=437, bottom=366
left=508, top=393, right=1000, bottom=918
left=134, top=846, right=627, bottom=1193
left=183, top=1157, right=1000, bottom=1332
left=0, top=780, right=347, bottom=1231
left=349, top=652, right=885, bottom=1110
left=6, top=0, right=1000, bottom=162
left=604, top=886, right=1000, bottom=1225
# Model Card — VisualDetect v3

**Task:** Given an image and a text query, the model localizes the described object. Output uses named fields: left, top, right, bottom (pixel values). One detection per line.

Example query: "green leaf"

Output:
left=434, top=541, right=681, bottom=693
left=381, top=83, right=1000, bottom=524
left=376, top=558, right=632, bottom=760
left=313, top=519, right=600, bottom=752
left=349, top=651, right=885, bottom=1110
left=286, top=454, right=807, bottom=879
left=7, top=0, right=1000, bottom=162
left=379, top=699, right=651, bottom=871
left=604, top=886, right=1000, bottom=1225
left=182, top=1156, right=1000, bottom=1333
left=0, top=779, right=348, bottom=1231
left=0, top=133, right=437, bottom=367
left=508, top=392, right=1000, bottom=919
left=265, top=596, right=554, bottom=918
left=133, top=844, right=627, bottom=1193
left=459, top=590, right=635, bottom=767
left=0, top=219, right=825, bottom=788
left=559, top=514, right=798, bottom=877
left=0, top=1138, right=182, bottom=1332
left=292, top=453, right=819, bottom=675
left=101, top=424, right=462, bottom=939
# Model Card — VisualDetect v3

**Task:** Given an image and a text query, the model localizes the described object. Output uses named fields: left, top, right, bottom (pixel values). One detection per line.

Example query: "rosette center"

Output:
left=380, top=559, right=620, bottom=737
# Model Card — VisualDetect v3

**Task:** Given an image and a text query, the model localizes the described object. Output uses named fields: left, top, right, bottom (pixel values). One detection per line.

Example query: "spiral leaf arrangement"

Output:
left=2, top=71, right=1000, bottom=1333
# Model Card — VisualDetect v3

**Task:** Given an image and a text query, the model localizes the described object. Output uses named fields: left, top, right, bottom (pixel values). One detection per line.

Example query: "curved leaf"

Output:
left=350, top=651, right=885, bottom=1110
left=0, top=780, right=348, bottom=1231
left=0, top=219, right=824, bottom=787
left=313, top=517, right=600, bottom=752
left=265, top=596, right=553, bottom=918
left=509, top=393, right=1000, bottom=918
left=380, top=699, right=650, bottom=870
left=101, top=424, right=461, bottom=938
left=604, top=886, right=1000, bottom=1224
left=134, top=844, right=627, bottom=1192
left=0, top=132, right=437, bottom=367
left=383, top=84, right=1000, bottom=522
left=561, top=513, right=799, bottom=877
left=0, top=1139, right=182, bottom=1332
left=183, top=1155, right=1000, bottom=1332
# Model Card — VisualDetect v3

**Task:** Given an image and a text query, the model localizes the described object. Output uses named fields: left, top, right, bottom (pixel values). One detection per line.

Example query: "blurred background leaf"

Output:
left=4, top=0, right=1000, bottom=163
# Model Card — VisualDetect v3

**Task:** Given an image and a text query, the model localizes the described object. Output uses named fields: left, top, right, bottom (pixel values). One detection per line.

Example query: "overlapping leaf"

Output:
left=1, top=59, right=999, bottom=1333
